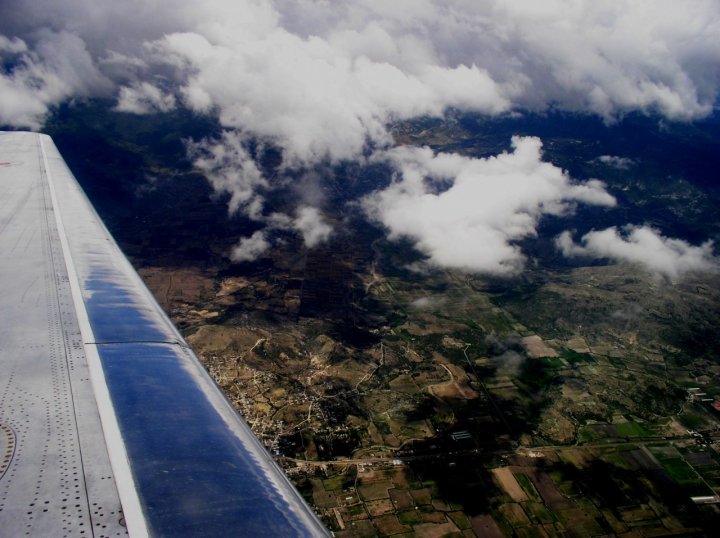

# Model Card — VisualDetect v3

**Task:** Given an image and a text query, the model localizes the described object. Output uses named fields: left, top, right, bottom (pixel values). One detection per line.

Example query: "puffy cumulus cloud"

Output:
left=280, top=0, right=720, bottom=121
left=363, top=137, right=616, bottom=275
left=2, top=0, right=719, bottom=267
left=123, top=0, right=720, bottom=165
left=485, top=0, right=720, bottom=120
left=0, top=0, right=720, bottom=131
left=145, top=29, right=506, bottom=166
left=556, top=226, right=718, bottom=279
left=4, top=0, right=718, bottom=134
left=0, top=0, right=200, bottom=128
left=114, top=82, right=176, bottom=114
left=0, top=31, right=111, bottom=128
left=230, top=230, right=271, bottom=262
left=293, top=207, right=333, bottom=248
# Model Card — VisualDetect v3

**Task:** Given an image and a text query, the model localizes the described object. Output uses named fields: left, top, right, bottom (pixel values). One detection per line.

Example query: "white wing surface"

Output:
left=0, top=131, right=328, bottom=537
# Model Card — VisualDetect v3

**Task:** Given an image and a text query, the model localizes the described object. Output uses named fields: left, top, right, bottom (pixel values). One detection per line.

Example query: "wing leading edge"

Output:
left=0, top=131, right=329, bottom=536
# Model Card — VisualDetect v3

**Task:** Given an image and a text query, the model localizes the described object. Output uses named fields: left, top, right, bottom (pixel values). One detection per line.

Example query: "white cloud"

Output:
left=595, top=155, right=635, bottom=170
left=144, top=28, right=507, bottom=167
left=119, top=0, right=720, bottom=168
left=364, top=136, right=616, bottom=275
left=556, top=226, right=718, bottom=279
left=0, top=35, right=27, bottom=54
left=1, top=0, right=718, bottom=132
left=188, top=132, right=334, bottom=251
left=410, top=296, right=446, bottom=310
left=293, top=206, right=333, bottom=248
left=2, top=0, right=719, bottom=268
left=0, top=31, right=111, bottom=128
left=277, top=0, right=720, bottom=121
left=187, top=131, right=268, bottom=218
left=114, top=82, right=176, bottom=114
left=230, top=230, right=271, bottom=262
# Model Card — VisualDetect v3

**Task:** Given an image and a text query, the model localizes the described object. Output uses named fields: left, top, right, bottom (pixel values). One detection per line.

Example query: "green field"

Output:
left=514, top=473, right=542, bottom=502
left=615, top=422, right=649, bottom=437
left=659, top=457, right=700, bottom=484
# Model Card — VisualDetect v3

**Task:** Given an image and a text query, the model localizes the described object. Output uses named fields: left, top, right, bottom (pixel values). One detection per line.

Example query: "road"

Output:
left=281, top=433, right=711, bottom=467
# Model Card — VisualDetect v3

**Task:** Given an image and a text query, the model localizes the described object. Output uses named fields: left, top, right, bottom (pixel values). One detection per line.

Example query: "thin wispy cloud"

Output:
left=594, top=155, right=635, bottom=170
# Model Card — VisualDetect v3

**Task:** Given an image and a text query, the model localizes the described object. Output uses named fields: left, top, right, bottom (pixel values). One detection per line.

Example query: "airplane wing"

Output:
left=0, top=131, right=328, bottom=537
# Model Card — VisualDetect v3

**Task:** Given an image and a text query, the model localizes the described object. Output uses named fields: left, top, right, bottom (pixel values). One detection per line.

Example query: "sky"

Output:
left=1, top=0, right=718, bottom=277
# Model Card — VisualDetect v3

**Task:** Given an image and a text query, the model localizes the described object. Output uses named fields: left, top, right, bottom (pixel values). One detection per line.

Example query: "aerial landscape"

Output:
left=2, top=1, right=720, bottom=536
